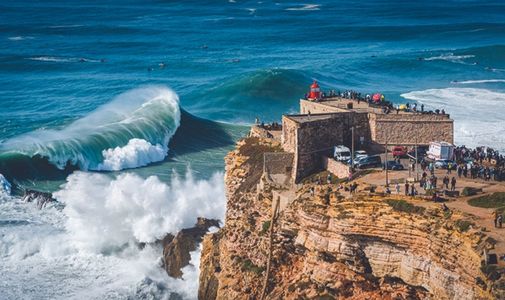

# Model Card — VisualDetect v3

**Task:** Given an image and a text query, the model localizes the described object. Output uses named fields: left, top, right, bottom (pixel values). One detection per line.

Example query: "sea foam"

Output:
left=55, top=170, right=225, bottom=252
left=0, top=174, right=11, bottom=197
left=0, top=169, right=224, bottom=299
left=97, top=138, right=167, bottom=171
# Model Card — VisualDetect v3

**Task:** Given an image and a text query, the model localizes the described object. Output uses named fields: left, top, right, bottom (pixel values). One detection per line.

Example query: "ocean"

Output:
left=1, top=0, right=505, bottom=299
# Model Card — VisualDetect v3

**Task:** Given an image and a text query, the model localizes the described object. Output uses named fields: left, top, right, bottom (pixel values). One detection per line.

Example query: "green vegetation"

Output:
left=260, top=220, right=271, bottom=235
left=468, top=193, right=505, bottom=213
left=384, top=199, right=426, bottom=215
left=461, top=187, right=482, bottom=196
left=241, top=259, right=265, bottom=275
left=454, top=219, right=474, bottom=232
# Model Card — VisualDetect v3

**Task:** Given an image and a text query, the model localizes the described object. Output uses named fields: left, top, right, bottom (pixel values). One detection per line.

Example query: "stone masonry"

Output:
left=282, top=98, right=454, bottom=182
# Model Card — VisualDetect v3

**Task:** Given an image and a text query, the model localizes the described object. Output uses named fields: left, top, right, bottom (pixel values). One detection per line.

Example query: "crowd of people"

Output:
left=303, top=87, right=451, bottom=116
left=453, top=146, right=505, bottom=182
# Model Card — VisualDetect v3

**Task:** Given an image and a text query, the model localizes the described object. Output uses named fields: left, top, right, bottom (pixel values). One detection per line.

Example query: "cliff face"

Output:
left=199, top=137, right=501, bottom=300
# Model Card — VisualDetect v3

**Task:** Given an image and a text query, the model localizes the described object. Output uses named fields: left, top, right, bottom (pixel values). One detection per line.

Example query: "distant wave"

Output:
left=27, top=56, right=101, bottom=63
left=286, top=4, right=321, bottom=11
left=451, top=79, right=505, bottom=84
left=186, top=69, right=311, bottom=122
left=423, top=53, right=475, bottom=64
left=8, top=36, right=34, bottom=41
left=0, top=86, right=180, bottom=172
left=401, top=87, right=505, bottom=150
left=48, top=24, right=84, bottom=29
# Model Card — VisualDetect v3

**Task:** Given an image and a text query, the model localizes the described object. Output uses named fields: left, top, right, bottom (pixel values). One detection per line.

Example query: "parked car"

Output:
left=383, top=160, right=405, bottom=170
left=434, top=159, right=457, bottom=169
left=355, top=155, right=382, bottom=169
left=392, top=146, right=407, bottom=158
left=407, top=146, right=428, bottom=158
left=354, top=150, right=368, bottom=160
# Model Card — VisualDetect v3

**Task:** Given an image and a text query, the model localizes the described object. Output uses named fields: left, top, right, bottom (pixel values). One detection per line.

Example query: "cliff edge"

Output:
left=199, top=136, right=504, bottom=300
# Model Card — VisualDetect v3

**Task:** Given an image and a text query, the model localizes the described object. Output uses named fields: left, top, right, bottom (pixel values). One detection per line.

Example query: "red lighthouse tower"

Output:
left=309, top=81, right=321, bottom=100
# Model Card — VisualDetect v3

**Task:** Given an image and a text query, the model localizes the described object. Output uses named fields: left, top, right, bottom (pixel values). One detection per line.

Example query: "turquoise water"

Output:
left=1, top=1, right=505, bottom=298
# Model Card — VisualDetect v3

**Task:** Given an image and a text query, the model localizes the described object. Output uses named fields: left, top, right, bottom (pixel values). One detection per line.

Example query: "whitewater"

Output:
left=0, top=170, right=225, bottom=299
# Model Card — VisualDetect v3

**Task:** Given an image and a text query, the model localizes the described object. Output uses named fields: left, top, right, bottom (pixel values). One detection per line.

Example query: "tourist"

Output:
left=499, top=215, right=503, bottom=228
left=451, top=177, right=456, bottom=191
left=309, top=186, right=315, bottom=197
left=327, top=173, right=332, bottom=184
left=421, top=104, right=424, bottom=112
left=410, top=185, right=416, bottom=197
left=385, top=186, right=391, bottom=194
left=443, top=176, right=449, bottom=189
left=493, top=211, right=498, bottom=228
left=404, top=182, right=409, bottom=196
left=395, top=183, right=400, bottom=194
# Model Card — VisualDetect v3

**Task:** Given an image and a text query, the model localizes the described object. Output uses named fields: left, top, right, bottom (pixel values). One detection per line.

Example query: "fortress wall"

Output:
left=282, top=112, right=374, bottom=182
left=281, top=116, right=298, bottom=153
left=293, top=114, right=351, bottom=181
left=263, top=152, right=294, bottom=175
left=370, top=113, right=454, bottom=145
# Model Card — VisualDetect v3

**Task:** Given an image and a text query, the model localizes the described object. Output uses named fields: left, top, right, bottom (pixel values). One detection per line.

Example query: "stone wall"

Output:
left=282, top=112, right=373, bottom=182
left=370, top=113, right=454, bottom=145
left=294, top=114, right=349, bottom=181
left=322, top=157, right=351, bottom=179
left=281, top=116, right=297, bottom=153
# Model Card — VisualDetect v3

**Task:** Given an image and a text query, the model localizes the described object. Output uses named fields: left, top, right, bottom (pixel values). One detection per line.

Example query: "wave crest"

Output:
left=1, top=86, right=181, bottom=171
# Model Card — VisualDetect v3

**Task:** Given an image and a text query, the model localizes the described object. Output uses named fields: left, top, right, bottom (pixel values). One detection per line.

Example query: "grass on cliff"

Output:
left=240, top=258, right=265, bottom=275
left=468, top=193, right=505, bottom=215
left=454, top=219, right=474, bottom=232
left=384, top=199, right=426, bottom=215
left=259, top=220, right=271, bottom=235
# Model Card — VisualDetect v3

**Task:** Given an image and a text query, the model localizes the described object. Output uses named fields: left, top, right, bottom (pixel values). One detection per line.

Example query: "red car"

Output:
left=392, top=146, right=407, bottom=158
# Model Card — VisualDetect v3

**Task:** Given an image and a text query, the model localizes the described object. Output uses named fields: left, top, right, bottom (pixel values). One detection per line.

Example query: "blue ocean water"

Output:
left=1, top=1, right=505, bottom=299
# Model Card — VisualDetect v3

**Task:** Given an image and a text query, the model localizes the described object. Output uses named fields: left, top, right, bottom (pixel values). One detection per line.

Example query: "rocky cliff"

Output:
left=199, top=136, right=504, bottom=300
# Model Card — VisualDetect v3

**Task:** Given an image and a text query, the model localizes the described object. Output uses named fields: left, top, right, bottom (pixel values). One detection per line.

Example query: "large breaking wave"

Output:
left=0, top=86, right=180, bottom=174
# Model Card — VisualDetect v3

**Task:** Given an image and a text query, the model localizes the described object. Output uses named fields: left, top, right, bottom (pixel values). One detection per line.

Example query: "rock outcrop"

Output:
left=163, top=218, right=220, bottom=278
left=199, top=136, right=504, bottom=299
left=22, top=189, right=57, bottom=209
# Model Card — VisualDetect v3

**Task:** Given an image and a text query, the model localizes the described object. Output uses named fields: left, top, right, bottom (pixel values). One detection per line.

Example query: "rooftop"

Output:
left=284, top=113, right=340, bottom=123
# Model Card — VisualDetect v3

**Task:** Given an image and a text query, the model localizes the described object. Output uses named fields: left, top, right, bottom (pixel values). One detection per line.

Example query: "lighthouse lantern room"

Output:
left=309, top=81, right=321, bottom=100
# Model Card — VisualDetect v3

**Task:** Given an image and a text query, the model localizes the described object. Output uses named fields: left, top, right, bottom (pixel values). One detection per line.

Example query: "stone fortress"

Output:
left=256, top=83, right=454, bottom=183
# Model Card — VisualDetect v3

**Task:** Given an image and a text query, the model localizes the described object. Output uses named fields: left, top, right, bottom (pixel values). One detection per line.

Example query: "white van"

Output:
left=427, top=141, right=454, bottom=160
left=334, top=145, right=351, bottom=162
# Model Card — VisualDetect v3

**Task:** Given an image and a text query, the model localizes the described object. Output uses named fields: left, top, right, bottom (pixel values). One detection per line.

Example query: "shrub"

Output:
left=468, top=192, right=505, bottom=209
left=461, top=187, right=482, bottom=196
left=385, top=199, right=426, bottom=215
left=260, top=220, right=271, bottom=235
left=454, top=219, right=474, bottom=232
left=241, top=259, right=265, bottom=275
